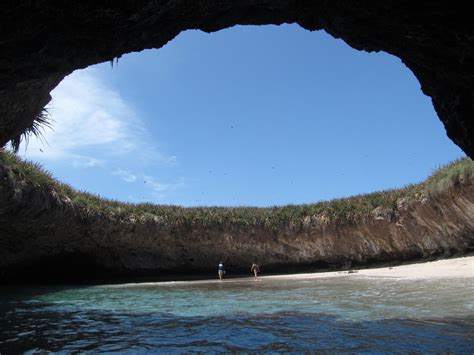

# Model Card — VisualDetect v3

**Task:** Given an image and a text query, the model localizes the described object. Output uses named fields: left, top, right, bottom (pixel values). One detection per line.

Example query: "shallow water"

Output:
left=1, top=276, right=473, bottom=352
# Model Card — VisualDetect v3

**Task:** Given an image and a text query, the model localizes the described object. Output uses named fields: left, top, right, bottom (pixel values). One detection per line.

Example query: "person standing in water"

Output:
left=218, top=261, right=225, bottom=280
left=251, top=263, right=260, bottom=279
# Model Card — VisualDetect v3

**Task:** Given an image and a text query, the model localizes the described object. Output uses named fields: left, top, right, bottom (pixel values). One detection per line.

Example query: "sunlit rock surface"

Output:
left=1, top=154, right=473, bottom=282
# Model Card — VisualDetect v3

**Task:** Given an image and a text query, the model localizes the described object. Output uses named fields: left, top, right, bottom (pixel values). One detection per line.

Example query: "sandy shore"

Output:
left=263, top=255, right=474, bottom=281
left=107, top=256, right=474, bottom=288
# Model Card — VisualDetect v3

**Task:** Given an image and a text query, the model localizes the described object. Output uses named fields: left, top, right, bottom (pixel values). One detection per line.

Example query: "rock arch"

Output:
left=1, top=1, right=473, bottom=157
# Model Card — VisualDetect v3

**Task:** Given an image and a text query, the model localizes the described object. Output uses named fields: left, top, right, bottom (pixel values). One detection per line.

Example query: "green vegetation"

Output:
left=1, top=149, right=472, bottom=228
left=423, top=157, right=474, bottom=197
left=9, top=109, right=52, bottom=153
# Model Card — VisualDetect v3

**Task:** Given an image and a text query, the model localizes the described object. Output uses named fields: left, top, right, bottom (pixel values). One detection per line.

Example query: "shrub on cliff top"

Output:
left=1, top=149, right=472, bottom=227
left=423, top=157, right=474, bottom=197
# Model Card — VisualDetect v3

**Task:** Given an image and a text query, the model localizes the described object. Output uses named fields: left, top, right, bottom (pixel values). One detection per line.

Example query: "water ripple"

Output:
left=1, top=277, right=473, bottom=352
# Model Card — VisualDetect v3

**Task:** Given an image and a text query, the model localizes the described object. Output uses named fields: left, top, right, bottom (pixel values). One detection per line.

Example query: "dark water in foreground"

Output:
left=1, top=276, right=473, bottom=353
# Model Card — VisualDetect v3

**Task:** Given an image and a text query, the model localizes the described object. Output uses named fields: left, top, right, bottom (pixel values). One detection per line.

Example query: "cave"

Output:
left=1, top=2, right=474, bottom=281
left=1, top=1, right=473, bottom=158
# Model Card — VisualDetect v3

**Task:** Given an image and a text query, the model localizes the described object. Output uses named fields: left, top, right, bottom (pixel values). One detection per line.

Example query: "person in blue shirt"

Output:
left=218, top=261, right=225, bottom=280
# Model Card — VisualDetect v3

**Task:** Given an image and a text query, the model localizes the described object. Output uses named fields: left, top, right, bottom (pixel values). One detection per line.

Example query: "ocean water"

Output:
left=1, top=276, right=473, bottom=353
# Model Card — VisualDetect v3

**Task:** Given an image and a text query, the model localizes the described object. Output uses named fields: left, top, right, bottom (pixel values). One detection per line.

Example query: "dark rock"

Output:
left=0, top=1, right=473, bottom=157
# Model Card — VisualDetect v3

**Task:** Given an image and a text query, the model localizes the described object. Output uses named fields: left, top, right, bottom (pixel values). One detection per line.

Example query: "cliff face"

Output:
left=1, top=156, right=473, bottom=281
left=2, top=2, right=474, bottom=283
left=1, top=1, right=474, bottom=158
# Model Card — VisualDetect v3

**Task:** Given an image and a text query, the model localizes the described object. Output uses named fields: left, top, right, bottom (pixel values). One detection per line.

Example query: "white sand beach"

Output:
left=106, top=256, right=474, bottom=288
left=264, top=255, right=474, bottom=281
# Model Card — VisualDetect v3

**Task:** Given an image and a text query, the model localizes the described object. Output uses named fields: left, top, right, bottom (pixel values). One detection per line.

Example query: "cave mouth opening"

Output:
left=14, top=24, right=465, bottom=208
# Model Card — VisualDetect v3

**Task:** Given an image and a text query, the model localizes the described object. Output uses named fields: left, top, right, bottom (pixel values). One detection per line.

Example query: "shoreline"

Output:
left=264, top=255, right=474, bottom=281
left=105, top=255, right=474, bottom=287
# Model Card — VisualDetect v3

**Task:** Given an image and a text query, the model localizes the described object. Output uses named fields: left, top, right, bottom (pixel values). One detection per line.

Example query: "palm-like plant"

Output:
left=10, top=109, right=52, bottom=153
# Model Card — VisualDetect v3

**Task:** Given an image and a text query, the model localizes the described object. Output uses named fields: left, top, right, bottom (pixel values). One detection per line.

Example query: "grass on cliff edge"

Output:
left=1, top=149, right=473, bottom=227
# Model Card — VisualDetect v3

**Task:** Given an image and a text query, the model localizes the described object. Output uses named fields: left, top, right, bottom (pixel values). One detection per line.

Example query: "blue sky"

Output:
left=19, top=24, right=464, bottom=207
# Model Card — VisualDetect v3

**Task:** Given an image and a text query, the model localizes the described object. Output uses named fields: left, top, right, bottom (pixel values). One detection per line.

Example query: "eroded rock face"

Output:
left=0, top=1, right=473, bottom=156
left=1, top=156, right=473, bottom=282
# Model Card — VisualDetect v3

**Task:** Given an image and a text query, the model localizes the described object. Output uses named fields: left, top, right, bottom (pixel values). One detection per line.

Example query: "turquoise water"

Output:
left=1, top=276, right=473, bottom=352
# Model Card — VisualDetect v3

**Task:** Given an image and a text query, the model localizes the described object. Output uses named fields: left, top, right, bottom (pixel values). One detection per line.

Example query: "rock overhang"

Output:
left=0, top=1, right=473, bottom=158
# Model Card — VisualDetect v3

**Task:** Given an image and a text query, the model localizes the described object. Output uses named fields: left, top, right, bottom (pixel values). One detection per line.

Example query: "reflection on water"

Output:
left=1, top=277, right=473, bottom=352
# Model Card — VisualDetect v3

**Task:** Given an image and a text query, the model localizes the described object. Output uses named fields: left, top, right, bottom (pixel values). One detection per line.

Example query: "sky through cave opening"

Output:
left=18, top=24, right=465, bottom=207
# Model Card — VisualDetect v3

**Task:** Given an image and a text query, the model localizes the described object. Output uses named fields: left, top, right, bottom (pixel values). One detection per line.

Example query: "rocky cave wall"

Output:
left=1, top=1, right=474, bottom=157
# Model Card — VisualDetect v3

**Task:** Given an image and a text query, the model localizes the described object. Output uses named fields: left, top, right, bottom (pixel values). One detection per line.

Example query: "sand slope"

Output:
left=264, top=256, right=474, bottom=281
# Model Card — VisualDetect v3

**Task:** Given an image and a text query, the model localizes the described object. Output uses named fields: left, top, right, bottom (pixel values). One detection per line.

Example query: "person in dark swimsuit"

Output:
left=251, top=263, right=260, bottom=279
